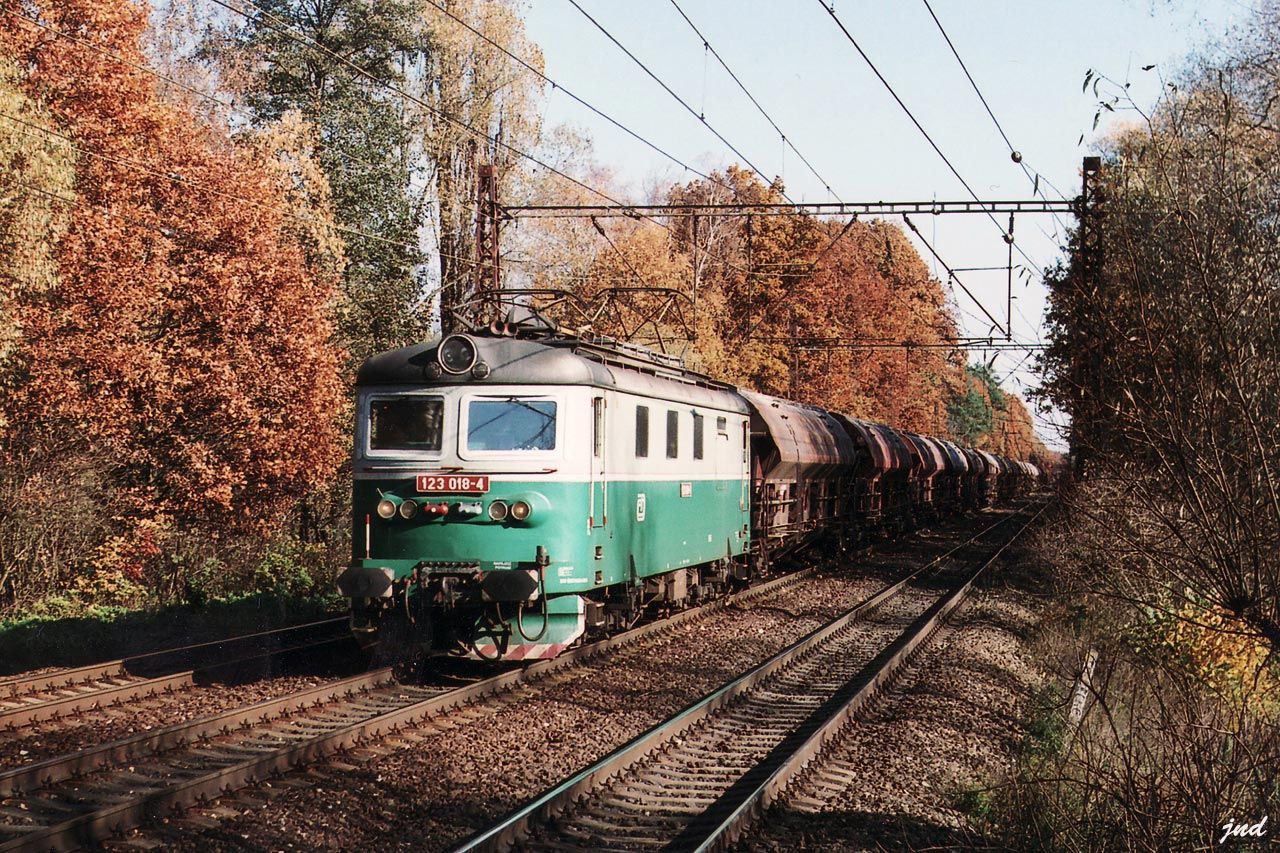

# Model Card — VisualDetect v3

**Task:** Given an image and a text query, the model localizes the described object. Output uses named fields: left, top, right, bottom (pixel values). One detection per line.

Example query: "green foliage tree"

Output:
left=947, top=383, right=991, bottom=445
left=223, top=0, right=428, bottom=362
left=0, top=59, right=74, bottom=433
left=966, top=361, right=1005, bottom=409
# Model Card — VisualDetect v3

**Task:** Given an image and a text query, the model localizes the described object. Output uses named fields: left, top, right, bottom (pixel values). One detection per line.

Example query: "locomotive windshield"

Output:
left=369, top=396, right=444, bottom=452
left=467, top=398, right=557, bottom=452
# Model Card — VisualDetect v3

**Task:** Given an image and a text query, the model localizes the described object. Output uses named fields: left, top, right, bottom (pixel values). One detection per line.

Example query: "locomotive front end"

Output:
left=339, top=333, right=603, bottom=662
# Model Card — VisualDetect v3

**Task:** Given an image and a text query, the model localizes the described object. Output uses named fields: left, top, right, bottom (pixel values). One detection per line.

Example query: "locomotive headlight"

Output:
left=398, top=499, right=419, bottom=520
left=376, top=498, right=399, bottom=520
left=487, top=500, right=510, bottom=522
left=437, top=334, right=478, bottom=374
left=510, top=500, right=533, bottom=521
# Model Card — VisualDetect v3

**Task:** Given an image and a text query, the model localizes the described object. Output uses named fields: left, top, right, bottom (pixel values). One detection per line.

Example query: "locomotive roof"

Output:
left=357, top=333, right=750, bottom=412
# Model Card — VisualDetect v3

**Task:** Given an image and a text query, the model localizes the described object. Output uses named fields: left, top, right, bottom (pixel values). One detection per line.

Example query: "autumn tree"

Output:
left=412, top=0, right=544, bottom=331
left=0, top=0, right=345, bottom=607
left=1038, top=33, right=1280, bottom=653
left=665, top=167, right=823, bottom=390
left=789, top=219, right=965, bottom=434
left=538, top=166, right=990, bottom=443
left=1020, top=38, right=1280, bottom=852
left=575, top=218, right=697, bottom=354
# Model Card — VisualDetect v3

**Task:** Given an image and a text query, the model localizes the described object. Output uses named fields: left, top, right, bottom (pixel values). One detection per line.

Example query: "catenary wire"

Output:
left=665, top=0, right=838, bottom=199
left=14, top=1, right=1028, bottom=368
left=418, top=0, right=737, bottom=197
left=565, top=0, right=793, bottom=202
left=918, top=0, right=1072, bottom=237
left=901, top=213, right=1005, bottom=333
left=0, top=110, right=439, bottom=259
left=2, top=6, right=408, bottom=186
left=208, top=0, right=757, bottom=278
left=818, top=0, right=1045, bottom=279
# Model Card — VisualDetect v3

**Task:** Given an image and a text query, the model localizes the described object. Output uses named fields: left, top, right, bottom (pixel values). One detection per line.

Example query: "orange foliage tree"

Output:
left=549, top=167, right=1045, bottom=451
left=792, top=219, right=963, bottom=435
left=665, top=167, right=822, bottom=391
left=0, top=0, right=345, bottom=603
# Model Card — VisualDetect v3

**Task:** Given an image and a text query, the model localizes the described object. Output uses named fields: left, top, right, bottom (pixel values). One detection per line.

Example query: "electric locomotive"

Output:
left=337, top=325, right=753, bottom=661
left=337, top=323, right=1041, bottom=664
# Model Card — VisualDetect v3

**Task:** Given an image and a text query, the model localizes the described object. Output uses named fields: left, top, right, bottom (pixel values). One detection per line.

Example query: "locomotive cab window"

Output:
left=693, top=413, right=704, bottom=460
left=466, top=397, right=557, bottom=452
left=716, top=416, right=727, bottom=435
left=666, top=410, right=679, bottom=458
left=369, top=396, right=443, bottom=452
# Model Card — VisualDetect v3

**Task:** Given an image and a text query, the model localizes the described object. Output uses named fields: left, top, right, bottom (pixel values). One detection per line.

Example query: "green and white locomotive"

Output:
left=337, top=328, right=754, bottom=661
left=337, top=324, right=1041, bottom=664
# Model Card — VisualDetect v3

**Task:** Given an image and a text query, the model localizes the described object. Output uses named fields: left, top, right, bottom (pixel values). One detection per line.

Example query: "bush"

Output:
left=990, top=521, right=1280, bottom=852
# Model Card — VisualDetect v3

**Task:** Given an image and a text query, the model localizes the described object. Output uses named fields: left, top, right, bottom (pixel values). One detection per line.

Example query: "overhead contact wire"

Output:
left=419, top=0, right=736, bottom=196
left=565, top=0, right=792, bottom=202
left=818, top=0, right=1045, bottom=279
left=209, top=0, right=756, bottom=277
left=666, top=0, right=838, bottom=200
left=918, top=0, right=1072, bottom=236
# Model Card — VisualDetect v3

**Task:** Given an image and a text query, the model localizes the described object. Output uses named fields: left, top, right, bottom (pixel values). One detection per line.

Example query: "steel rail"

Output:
left=0, top=671, right=198, bottom=731
left=0, top=567, right=816, bottom=852
left=0, top=663, right=127, bottom=699
left=0, top=666, right=400, bottom=797
left=450, top=502, right=1040, bottom=852
left=0, top=632, right=352, bottom=730
left=0, top=616, right=348, bottom=698
left=693, top=501, right=1050, bottom=851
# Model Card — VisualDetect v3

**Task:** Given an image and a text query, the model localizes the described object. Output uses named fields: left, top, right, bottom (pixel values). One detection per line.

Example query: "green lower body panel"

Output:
left=348, top=475, right=750, bottom=662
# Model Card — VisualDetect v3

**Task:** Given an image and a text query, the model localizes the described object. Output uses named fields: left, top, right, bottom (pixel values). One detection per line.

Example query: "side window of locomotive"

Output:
left=593, top=397, right=605, bottom=458
left=466, top=398, right=557, bottom=451
left=716, top=416, right=727, bottom=436
left=635, top=405, right=649, bottom=458
left=369, top=397, right=443, bottom=452
left=666, top=410, right=679, bottom=458
left=693, top=413, right=704, bottom=460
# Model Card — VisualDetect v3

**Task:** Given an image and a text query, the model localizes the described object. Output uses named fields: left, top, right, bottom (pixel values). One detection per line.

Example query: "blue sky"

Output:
left=520, top=0, right=1248, bottom=448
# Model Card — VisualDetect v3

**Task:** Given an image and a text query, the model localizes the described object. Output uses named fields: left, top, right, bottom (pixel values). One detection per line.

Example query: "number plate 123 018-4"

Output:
left=416, top=474, right=490, bottom=493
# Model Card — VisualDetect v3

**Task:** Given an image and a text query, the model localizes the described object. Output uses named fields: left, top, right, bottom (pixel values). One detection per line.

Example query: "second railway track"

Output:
left=454, top=500, right=1047, bottom=853
left=0, top=564, right=821, bottom=851
left=0, top=617, right=351, bottom=730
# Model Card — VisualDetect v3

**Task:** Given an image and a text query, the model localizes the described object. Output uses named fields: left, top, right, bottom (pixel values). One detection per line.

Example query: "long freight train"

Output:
left=336, top=326, right=1041, bottom=662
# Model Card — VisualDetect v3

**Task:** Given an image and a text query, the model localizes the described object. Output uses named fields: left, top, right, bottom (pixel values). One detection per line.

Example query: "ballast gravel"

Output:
left=739, top=580, right=1046, bottom=852
left=0, top=672, right=351, bottom=771
left=128, top=515, right=1014, bottom=852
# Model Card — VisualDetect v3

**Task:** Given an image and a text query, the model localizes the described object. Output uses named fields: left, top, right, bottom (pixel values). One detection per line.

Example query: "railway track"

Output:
left=452, top=500, right=1046, bottom=852
left=0, top=565, right=820, bottom=851
left=0, top=617, right=351, bottom=730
